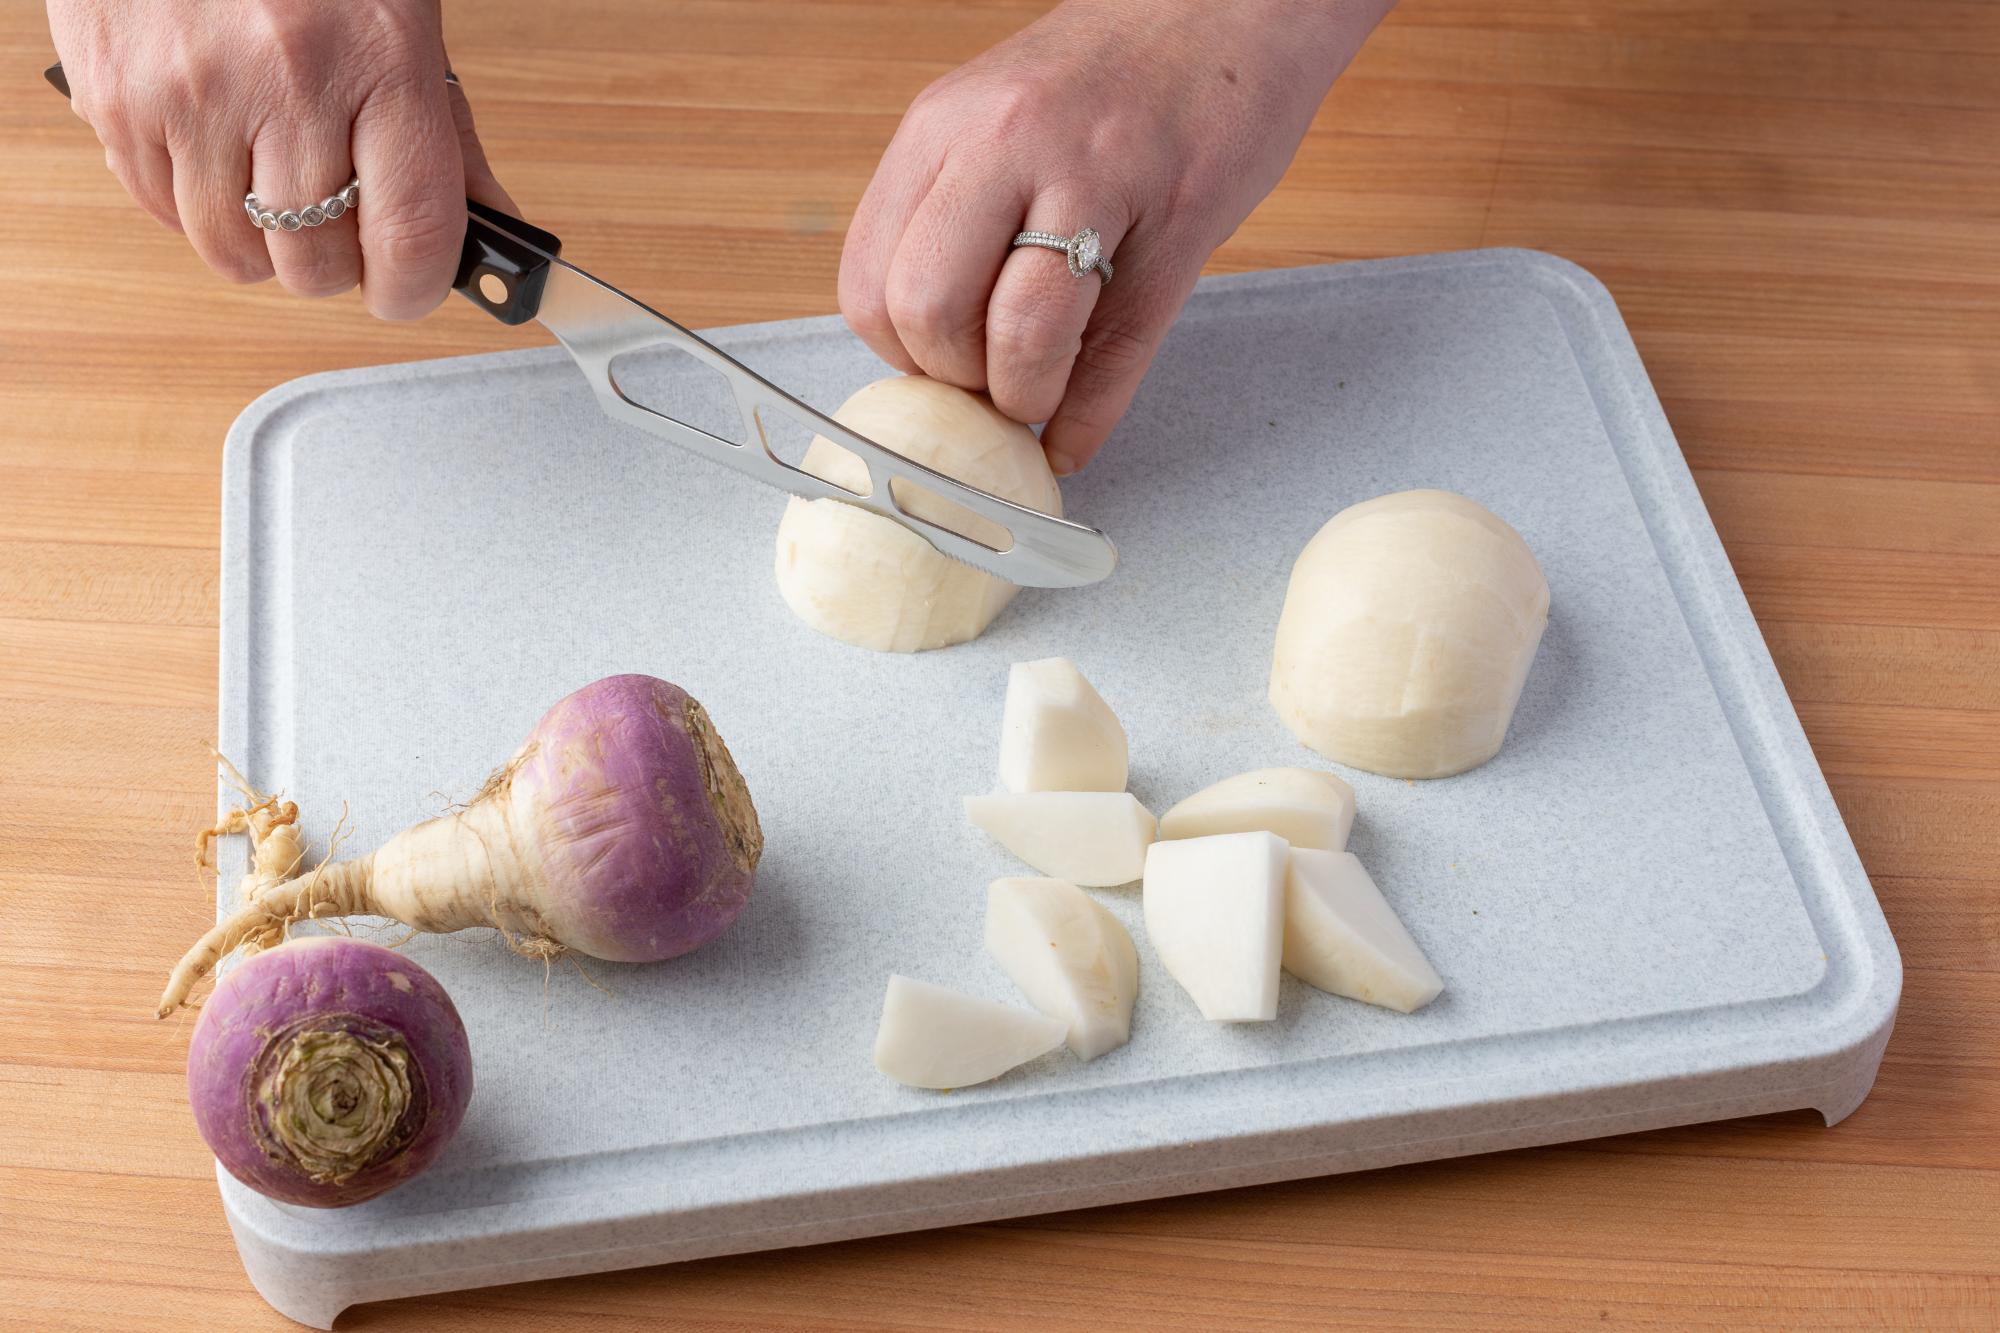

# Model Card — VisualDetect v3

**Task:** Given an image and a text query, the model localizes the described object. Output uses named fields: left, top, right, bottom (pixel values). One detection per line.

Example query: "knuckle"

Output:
left=986, top=300, right=1078, bottom=370
left=883, top=280, right=976, bottom=345
left=1075, top=318, right=1155, bottom=382
left=369, top=202, right=462, bottom=272
left=277, top=250, right=358, bottom=299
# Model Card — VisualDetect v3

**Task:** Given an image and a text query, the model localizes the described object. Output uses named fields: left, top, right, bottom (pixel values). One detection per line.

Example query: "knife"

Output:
left=44, top=62, right=1117, bottom=589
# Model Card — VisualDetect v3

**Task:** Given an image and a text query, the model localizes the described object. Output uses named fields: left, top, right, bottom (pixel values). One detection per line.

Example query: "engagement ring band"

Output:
left=245, top=177, right=359, bottom=233
left=1012, top=227, right=1113, bottom=284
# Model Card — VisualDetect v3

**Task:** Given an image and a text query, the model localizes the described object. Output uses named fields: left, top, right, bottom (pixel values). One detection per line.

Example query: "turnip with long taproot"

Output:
left=188, top=935, right=473, bottom=1207
left=160, top=674, right=764, bottom=1016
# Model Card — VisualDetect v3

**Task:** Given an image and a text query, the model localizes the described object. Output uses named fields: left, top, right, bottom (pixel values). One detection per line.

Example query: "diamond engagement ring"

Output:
left=245, top=177, right=359, bottom=233
left=1012, top=227, right=1113, bottom=284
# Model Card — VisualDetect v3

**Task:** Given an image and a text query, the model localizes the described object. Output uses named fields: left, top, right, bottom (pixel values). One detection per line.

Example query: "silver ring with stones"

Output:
left=1012, top=227, right=1113, bottom=284
left=245, top=177, right=359, bottom=233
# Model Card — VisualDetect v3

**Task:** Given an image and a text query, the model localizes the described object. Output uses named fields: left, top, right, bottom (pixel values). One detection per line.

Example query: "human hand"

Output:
left=47, top=0, right=513, bottom=318
left=839, top=0, right=1390, bottom=474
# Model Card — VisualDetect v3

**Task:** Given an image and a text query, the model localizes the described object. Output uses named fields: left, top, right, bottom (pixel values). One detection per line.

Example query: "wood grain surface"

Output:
left=4, top=1, right=1997, bottom=1328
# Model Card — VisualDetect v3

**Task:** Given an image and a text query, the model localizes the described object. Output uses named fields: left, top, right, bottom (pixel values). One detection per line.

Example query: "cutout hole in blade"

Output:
left=606, top=345, right=746, bottom=445
left=888, top=478, right=1013, bottom=553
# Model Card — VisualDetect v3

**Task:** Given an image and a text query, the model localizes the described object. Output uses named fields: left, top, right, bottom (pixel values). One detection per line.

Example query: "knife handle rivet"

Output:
left=477, top=273, right=509, bottom=305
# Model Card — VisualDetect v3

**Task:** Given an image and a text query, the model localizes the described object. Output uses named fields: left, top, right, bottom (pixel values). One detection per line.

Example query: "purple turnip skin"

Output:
left=160, top=674, right=764, bottom=1014
left=188, top=935, right=472, bottom=1208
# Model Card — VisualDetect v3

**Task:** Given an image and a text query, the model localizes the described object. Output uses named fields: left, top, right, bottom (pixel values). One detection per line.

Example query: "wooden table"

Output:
left=4, top=1, right=1995, bottom=1327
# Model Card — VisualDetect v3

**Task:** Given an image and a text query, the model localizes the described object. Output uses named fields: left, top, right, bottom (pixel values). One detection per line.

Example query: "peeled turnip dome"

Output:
left=773, top=375, right=1062, bottom=652
left=1269, top=489, right=1548, bottom=779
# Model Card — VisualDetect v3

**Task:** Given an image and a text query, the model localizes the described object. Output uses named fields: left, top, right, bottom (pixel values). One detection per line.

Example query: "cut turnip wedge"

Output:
left=873, top=975, right=1066, bottom=1089
left=1158, top=766, right=1356, bottom=851
left=1284, top=849, right=1443, bottom=1013
left=1142, top=831, right=1287, bottom=1021
left=964, top=791, right=1156, bottom=887
left=985, top=877, right=1138, bottom=1060
left=999, top=658, right=1128, bottom=793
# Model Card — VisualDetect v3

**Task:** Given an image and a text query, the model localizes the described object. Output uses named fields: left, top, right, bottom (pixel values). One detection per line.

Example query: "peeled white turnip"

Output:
left=1269, top=489, right=1548, bottom=778
left=1141, top=831, right=1287, bottom=1022
left=1283, top=849, right=1443, bottom=1013
left=998, top=657, right=1128, bottom=793
left=985, top=877, right=1138, bottom=1060
left=773, top=375, right=1062, bottom=652
left=872, top=974, right=1066, bottom=1089
left=964, top=791, right=1156, bottom=887
left=1158, top=766, right=1355, bottom=851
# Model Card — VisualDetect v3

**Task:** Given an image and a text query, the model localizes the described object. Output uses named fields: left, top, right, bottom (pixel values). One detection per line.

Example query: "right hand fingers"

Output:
left=351, top=71, right=466, bottom=321
left=251, top=110, right=361, bottom=298
left=447, top=80, right=517, bottom=215
left=171, top=131, right=275, bottom=286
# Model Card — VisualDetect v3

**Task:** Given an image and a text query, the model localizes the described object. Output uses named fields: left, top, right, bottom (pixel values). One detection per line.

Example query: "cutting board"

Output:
left=212, top=249, right=1899, bottom=1326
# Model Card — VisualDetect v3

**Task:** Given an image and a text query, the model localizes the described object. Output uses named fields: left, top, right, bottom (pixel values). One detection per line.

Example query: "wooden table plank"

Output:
left=3, top=0, right=1996, bottom=1327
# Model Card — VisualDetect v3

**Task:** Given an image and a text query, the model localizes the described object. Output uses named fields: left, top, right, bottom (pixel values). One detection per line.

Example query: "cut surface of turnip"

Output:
left=1159, top=766, right=1356, bottom=851
left=1283, top=849, right=1444, bottom=1012
left=773, top=375, right=1062, bottom=653
left=985, top=877, right=1138, bottom=1060
left=187, top=936, right=472, bottom=1208
left=964, top=791, right=1156, bottom=887
left=998, top=658, right=1128, bottom=793
left=1142, top=832, right=1287, bottom=1022
left=872, top=974, right=1066, bottom=1089
left=1270, top=489, right=1549, bottom=778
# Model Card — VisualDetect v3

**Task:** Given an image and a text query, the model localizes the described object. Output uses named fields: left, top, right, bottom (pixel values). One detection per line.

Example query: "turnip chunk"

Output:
left=1284, top=849, right=1443, bottom=1012
left=873, top=975, right=1066, bottom=1089
left=159, top=674, right=764, bottom=1016
left=187, top=936, right=472, bottom=1208
left=985, top=878, right=1139, bottom=1060
left=1270, top=490, right=1549, bottom=778
left=773, top=375, right=1063, bottom=653
left=1159, top=767, right=1356, bottom=852
left=1142, top=832, right=1287, bottom=1022
left=998, top=658, right=1128, bottom=793
left=963, top=791, right=1156, bottom=887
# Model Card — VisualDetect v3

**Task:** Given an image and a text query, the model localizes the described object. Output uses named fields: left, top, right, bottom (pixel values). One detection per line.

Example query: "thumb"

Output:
left=446, top=77, right=518, bottom=215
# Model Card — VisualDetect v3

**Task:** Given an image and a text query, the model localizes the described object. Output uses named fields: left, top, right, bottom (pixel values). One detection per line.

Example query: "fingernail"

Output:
left=1047, top=449, right=1078, bottom=477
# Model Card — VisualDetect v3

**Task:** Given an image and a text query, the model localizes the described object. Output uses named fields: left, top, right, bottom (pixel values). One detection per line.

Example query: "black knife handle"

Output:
left=44, top=59, right=560, bottom=326
left=456, top=200, right=561, bottom=325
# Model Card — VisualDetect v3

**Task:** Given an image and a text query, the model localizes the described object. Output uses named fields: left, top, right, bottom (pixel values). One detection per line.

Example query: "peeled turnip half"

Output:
left=1270, top=489, right=1549, bottom=778
left=963, top=791, right=1156, bottom=887
left=773, top=375, right=1063, bottom=652
left=1284, top=849, right=1443, bottom=1013
left=872, top=974, right=1066, bottom=1089
left=998, top=657, right=1128, bottom=793
left=1141, top=831, right=1287, bottom=1022
left=985, top=877, right=1138, bottom=1060
left=187, top=935, right=472, bottom=1208
left=161, top=674, right=763, bottom=1015
left=1159, top=766, right=1356, bottom=851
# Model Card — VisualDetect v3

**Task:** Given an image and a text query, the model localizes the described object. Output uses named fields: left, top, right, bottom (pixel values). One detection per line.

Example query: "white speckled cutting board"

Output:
left=213, top=249, right=1899, bottom=1326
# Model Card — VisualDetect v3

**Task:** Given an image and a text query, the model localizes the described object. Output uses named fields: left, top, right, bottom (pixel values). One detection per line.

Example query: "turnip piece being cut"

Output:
left=998, top=657, right=1128, bottom=793
left=773, top=375, right=1063, bottom=653
left=1283, top=849, right=1444, bottom=1013
left=985, top=877, right=1138, bottom=1060
left=159, top=674, right=764, bottom=1016
left=1142, top=832, right=1287, bottom=1021
left=872, top=974, right=1066, bottom=1089
left=1270, top=489, right=1549, bottom=778
left=187, top=935, right=472, bottom=1208
left=1158, top=766, right=1356, bottom=851
left=963, top=791, right=1156, bottom=887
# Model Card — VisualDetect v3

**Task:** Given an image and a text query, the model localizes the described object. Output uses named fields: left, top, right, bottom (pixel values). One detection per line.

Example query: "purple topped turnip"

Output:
left=161, top=674, right=764, bottom=1015
left=188, top=935, right=472, bottom=1207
